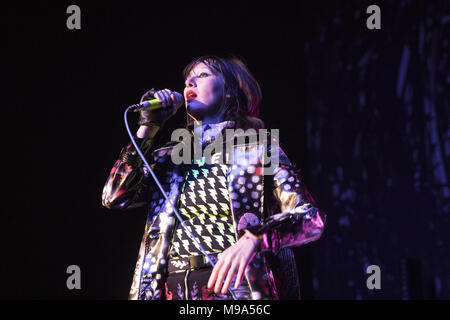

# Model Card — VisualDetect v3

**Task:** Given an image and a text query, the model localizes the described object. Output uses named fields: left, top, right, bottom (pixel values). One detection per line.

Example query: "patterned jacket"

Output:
left=102, top=122, right=326, bottom=300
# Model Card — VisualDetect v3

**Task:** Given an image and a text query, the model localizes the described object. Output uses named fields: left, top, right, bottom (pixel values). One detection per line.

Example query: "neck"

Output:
left=198, top=111, right=225, bottom=126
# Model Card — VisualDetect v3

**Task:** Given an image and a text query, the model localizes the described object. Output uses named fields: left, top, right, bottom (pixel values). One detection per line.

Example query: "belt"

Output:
left=168, top=252, right=222, bottom=274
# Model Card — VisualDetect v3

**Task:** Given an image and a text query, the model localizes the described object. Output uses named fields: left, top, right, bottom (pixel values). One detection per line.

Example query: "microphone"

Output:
left=128, top=99, right=164, bottom=112
left=128, top=91, right=183, bottom=112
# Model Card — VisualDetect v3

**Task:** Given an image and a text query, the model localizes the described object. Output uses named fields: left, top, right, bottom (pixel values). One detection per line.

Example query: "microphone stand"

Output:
left=124, top=106, right=238, bottom=300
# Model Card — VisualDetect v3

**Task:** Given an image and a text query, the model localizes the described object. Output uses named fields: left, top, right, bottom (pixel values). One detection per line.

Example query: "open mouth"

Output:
left=186, top=90, right=197, bottom=101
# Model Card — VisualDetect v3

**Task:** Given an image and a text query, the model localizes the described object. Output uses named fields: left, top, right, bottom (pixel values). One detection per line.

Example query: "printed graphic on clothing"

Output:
left=171, top=156, right=236, bottom=257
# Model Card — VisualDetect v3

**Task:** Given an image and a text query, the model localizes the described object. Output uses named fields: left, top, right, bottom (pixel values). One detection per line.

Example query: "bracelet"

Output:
left=138, top=120, right=161, bottom=127
left=243, top=229, right=262, bottom=242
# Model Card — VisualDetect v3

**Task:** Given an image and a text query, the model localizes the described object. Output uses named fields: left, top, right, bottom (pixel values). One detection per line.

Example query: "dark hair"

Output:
left=183, top=55, right=264, bottom=129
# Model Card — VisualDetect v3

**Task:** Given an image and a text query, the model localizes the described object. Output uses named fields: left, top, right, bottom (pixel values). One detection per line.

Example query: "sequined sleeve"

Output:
left=258, top=143, right=327, bottom=254
left=102, top=137, right=155, bottom=210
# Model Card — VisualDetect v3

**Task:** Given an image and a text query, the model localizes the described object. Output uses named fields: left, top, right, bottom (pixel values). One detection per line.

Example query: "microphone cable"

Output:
left=124, top=106, right=238, bottom=300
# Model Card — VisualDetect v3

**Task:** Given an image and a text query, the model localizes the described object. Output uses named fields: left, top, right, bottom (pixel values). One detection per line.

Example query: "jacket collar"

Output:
left=188, top=120, right=236, bottom=147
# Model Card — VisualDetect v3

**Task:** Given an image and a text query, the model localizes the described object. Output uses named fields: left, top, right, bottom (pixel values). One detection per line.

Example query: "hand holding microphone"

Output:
left=135, top=88, right=183, bottom=128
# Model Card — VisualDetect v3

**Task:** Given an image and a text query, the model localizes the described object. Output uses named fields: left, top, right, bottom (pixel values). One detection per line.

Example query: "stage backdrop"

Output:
left=299, top=0, right=449, bottom=299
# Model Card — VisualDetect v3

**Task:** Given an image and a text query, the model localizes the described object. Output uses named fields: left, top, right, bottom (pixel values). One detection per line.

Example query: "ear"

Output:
left=225, top=87, right=232, bottom=98
left=224, top=84, right=232, bottom=99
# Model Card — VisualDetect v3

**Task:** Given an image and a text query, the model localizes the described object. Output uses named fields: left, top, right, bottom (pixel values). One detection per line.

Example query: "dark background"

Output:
left=3, top=0, right=449, bottom=299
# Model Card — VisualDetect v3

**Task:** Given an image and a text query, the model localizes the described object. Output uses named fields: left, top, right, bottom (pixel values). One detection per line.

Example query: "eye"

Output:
left=198, top=72, right=209, bottom=78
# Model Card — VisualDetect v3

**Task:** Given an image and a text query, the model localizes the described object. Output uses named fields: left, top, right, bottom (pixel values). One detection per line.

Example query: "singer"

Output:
left=102, top=55, right=326, bottom=300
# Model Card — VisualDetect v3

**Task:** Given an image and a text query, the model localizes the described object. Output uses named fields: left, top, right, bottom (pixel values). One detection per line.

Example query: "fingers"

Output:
left=207, top=236, right=260, bottom=295
left=208, top=252, right=238, bottom=294
left=207, top=257, right=224, bottom=289
left=154, top=89, right=183, bottom=109
left=144, top=88, right=183, bottom=112
left=234, top=262, right=246, bottom=290
left=214, top=258, right=232, bottom=294
left=154, top=89, right=170, bottom=107
left=171, top=91, right=183, bottom=109
left=221, top=262, right=238, bottom=294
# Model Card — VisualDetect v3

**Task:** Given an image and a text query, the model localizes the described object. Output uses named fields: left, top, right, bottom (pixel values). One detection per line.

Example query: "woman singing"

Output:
left=102, top=55, right=326, bottom=300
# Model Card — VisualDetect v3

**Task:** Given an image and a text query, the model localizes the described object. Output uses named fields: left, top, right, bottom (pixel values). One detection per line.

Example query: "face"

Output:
left=184, top=62, right=226, bottom=121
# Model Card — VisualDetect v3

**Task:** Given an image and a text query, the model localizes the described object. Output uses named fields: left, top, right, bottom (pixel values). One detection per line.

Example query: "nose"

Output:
left=185, top=77, right=196, bottom=88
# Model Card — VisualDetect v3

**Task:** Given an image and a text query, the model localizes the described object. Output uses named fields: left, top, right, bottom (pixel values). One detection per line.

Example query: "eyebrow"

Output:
left=185, top=69, right=213, bottom=82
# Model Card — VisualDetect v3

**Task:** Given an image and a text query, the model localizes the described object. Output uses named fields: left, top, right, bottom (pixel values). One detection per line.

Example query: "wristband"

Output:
left=243, top=229, right=262, bottom=244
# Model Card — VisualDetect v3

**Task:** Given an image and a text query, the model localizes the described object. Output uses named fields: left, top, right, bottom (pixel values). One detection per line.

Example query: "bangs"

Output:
left=182, top=56, right=223, bottom=79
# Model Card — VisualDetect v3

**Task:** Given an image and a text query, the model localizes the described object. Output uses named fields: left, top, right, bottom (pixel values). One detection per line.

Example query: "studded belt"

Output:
left=168, top=252, right=222, bottom=274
